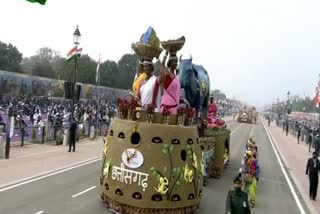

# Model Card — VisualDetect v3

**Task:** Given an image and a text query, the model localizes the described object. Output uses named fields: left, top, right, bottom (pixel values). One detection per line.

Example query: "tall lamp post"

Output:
left=72, top=26, right=81, bottom=119
left=277, top=98, right=280, bottom=120
left=286, top=91, right=291, bottom=115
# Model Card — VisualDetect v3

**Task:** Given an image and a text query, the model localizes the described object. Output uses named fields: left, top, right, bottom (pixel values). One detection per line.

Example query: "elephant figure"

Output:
left=178, top=56, right=210, bottom=121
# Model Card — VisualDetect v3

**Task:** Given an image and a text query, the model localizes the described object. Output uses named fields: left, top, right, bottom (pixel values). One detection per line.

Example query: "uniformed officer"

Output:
left=225, top=175, right=251, bottom=214
left=306, top=152, right=320, bottom=201
left=69, top=118, right=78, bottom=152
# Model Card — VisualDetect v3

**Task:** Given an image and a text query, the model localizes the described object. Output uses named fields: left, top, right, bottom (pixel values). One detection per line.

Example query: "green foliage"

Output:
left=187, top=145, right=194, bottom=159
left=291, top=98, right=315, bottom=113
left=116, top=54, right=139, bottom=89
left=0, top=41, right=23, bottom=72
left=153, top=171, right=157, bottom=177
left=21, top=47, right=61, bottom=79
left=180, top=172, right=184, bottom=180
left=32, top=62, right=55, bottom=78
left=162, top=147, right=168, bottom=155
left=77, top=54, right=97, bottom=84
left=169, top=145, right=173, bottom=154
left=2, top=40, right=157, bottom=90
left=176, top=167, right=181, bottom=174
left=163, top=166, right=167, bottom=174
left=211, top=89, right=226, bottom=100
left=162, top=144, right=169, bottom=155
left=100, top=60, right=119, bottom=87
left=150, top=167, right=163, bottom=181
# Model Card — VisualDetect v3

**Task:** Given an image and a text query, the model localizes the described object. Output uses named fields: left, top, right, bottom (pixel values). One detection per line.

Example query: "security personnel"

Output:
left=225, top=176, right=251, bottom=214
left=69, top=118, right=78, bottom=152
left=306, top=152, right=320, bottom=201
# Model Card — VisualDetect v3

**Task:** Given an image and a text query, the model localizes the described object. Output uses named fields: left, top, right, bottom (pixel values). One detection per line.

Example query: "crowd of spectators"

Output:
left=0, top=95, right=118, bottom=142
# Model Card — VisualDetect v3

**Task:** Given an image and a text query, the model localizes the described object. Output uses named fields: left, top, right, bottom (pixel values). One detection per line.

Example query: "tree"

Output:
left=60, top=58, right=74, bottom=82
left=117, top=54, right=139, bottom=89
left=76, top=54, right=97, bottom=85
left=51, top=55, right=66, bottom=80
left=0, top=41, right=23, bottom=72
left=32, top=62, right=55, bottom=78
left=292, top=97, right=314, bottom=113
left=36, top=47, right=59, bottom=61
left=99, top=60, right=119, bottom=87
left=3, top=41, right=163, bottom=91
left=21, top=47, right=60, bottom=78
left=211, top=89, right=226, bottom=101
left=20, top=57, right=34, bottom=74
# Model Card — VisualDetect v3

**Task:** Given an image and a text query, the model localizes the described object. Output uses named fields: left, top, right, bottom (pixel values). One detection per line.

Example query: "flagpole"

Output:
left=96, top=55, right=101, bottom=137
left=318, top=73, right=320, bottom=137
left=73, top=46, right=77, bottom=120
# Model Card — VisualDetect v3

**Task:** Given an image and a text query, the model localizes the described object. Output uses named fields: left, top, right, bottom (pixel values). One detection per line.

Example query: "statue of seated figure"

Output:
left=207, top=97, right=225, bottom=127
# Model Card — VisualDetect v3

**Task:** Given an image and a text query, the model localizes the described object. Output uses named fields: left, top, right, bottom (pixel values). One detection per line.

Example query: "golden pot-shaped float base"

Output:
left=100, top=118, right=203, bottom=212
left=101, top=193, right=200, bottom=214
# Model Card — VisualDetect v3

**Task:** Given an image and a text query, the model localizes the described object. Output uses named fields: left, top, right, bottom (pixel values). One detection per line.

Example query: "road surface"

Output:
left=0, top=121, right=307, bottom=214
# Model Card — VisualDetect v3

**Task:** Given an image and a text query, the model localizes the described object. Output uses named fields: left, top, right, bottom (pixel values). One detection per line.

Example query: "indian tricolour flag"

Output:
left=26, top=0, right=47, bottom=5
left=314, top=87, right=319, bottom=109
left=66, top=47, right=82, bottom=62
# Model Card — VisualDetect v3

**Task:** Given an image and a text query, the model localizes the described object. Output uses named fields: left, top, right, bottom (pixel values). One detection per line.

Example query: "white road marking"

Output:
left=259, top=177, right=288, bottom=186
left=35, top=211, right=44, bottom=214
left=249, top=124, right=254, bottom=137
left=262, top=119, right=306, bottom=214
left=0, top=157, right=102, bottom=192
left=223, top=156, right=229, bottom=165
left=239, top=124, right=255, bottom=174
left=72, top=186, right=96, bottom=198
left=231, top=124, right=242, bottom=135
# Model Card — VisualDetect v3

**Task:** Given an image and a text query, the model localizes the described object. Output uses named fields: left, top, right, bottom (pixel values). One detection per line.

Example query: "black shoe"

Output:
left=73, top=150, right=75, bottom=152
left=68, top=150, right=71, bottom=152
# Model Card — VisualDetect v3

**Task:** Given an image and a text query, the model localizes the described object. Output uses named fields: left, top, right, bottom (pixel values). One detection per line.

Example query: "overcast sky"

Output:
left=1, top=0, right=320, bottom=107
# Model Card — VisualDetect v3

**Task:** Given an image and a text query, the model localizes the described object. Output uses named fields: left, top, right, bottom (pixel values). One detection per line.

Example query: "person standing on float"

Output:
left=137, top=58, right=161, bottom=112
left=158, top=50, right=180, bottom=114
left=132, top=58, right=147, bottom=96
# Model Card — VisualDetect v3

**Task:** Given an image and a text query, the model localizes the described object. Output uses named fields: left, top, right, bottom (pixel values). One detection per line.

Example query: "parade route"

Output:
left=201, top=120, right=304, bottom=214
left=264, top=119, right=320, bottom=214
left=0, top=120, right=305, bottom=214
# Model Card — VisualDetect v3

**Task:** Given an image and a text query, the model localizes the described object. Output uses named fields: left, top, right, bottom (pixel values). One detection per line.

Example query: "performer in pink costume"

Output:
left=159, top=50, right=180, bottom=114
left=207, top=96, right=225, bottom=127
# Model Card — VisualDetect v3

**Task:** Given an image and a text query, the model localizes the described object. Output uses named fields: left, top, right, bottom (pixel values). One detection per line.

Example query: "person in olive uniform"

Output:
left=225, top=176, right=251, bottom=214
left=306, top=152, right=320, bottom=201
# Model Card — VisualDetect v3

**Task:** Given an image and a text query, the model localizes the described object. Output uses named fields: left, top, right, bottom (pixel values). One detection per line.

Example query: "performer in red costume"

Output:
left=207, top=96, right=225, bottom=127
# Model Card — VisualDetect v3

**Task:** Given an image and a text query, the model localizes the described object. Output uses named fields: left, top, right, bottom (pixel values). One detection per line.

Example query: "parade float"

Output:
left=177, top=55, right=231, bottom=182
left=100, top=28, right=203, bottom=214
left=200, top=104, right=230, bottom=180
